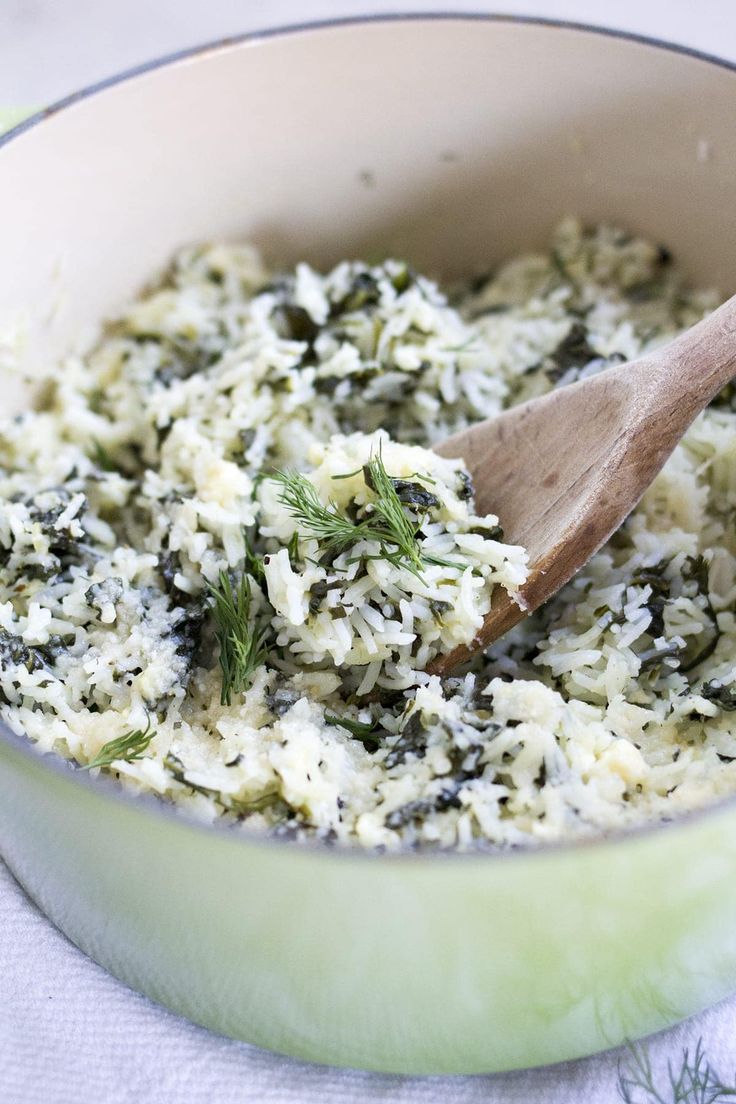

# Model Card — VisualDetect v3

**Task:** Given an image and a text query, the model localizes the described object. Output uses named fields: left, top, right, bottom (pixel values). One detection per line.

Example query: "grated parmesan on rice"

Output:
left=0, top=216, right=734, bottom=850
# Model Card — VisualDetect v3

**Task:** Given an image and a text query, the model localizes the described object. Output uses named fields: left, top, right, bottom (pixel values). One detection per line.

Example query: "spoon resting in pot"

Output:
left=428, top=293, right=736, bottom=676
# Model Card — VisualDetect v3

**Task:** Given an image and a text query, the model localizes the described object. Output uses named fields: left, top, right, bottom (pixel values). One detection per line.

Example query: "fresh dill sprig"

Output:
left=330, top=467, right=363, bottom=480
left=363, top=450, right=463, bottom=575
left=287, top=531, right=300, bottom=564
left=243, top=530, right=265, bottom=582
left=208, top=570, right=268, bottom=706
left=275, top=457, right=429, bottom=576
left=83, top=719, right=155, bottom=771
left=272, top=469, right=360, bottom=555
left=617, top=1039, right=736, bottom=1103
left=361, top=450, right=425, bottom=576
left=324, top=712, right=379, bottom=743
left=274, top=452, right=462, bottom=579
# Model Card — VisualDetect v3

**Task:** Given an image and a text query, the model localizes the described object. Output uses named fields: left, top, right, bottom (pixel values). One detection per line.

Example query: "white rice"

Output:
left=0, top=216, right=733, bottom=851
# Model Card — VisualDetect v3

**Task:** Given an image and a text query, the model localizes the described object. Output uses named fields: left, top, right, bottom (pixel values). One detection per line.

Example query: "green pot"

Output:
left=1, top=15, right=736, bottom=1074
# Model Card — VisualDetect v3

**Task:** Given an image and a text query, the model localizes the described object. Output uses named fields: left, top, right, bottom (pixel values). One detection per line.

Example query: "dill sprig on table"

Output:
left=208, top=570, right=268, bottom=706
left=82, top=719, right=155, bottom=771
left=617, top=1038, right=736, bottom=1104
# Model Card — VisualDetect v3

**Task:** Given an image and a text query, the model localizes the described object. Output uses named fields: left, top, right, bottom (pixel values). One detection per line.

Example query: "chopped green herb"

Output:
left=164, top=751, right=220, bottom=798
left=287, top=530, right=300, bottom=565
left=385, top=710, right=429, bottom=768
left=83, top=719, right=155, bottom=770
left=308, top=578, right=342, bottom=614
left=430, top=599, right=452, bottom=619
left=390, top=265, right=413, bottom=294
left=383, top=477, right=439, bottom=511
left=331, top=271, right=381, bottom=315
left=626, top=278, right=666, bottom=303
left=91, top=439, right=117, bottom=472
left=208, top=570, right=268, bottom=706
left=680, top=555, right=721, bottom=674
left=546, top=321, right=598, bottom=382
left=280, top=303, right=320, bottom=345
left=700, top=680, right=736, bottom=711
left=330, top=467, right=363, bottom=480
left=325, top=712, right=378, bottom=742
left=385, top=785, right=462, bottom=830
left=638, top=640, right=684, bottom=673
left=230, top=789, right=284, bottom=816
left=631, top=560, right=671, bottom=639
left=243, top=531, right=265, bottom=582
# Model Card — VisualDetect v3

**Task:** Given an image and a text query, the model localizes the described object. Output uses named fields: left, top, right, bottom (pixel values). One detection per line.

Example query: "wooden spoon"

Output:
left=429, top=293, right=736, bottom=676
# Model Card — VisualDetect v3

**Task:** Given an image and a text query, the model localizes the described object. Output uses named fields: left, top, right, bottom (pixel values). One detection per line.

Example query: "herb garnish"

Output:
left=91, top=439, right=117, bottom=472
left=384, top=711, right=429, bottom=768
left=272, top=470, right=361, bottom=556
left=324, top=712, right=379, bottom=743
left=231, top=789, right=283, bottom=816
left=208, top=570, right=268, bottom=706
left=617, top=1038, right=736, bottom=1103
left=287, top=531, right=300, bottom=565
left=83, top=719, right=155, bottom=770
left=273, top=450, right=459, bottom=578
left=546, top=321, right=598, bottom=383
left=700, top=680, right=736, bottom=711
left=360, top=451, right=426, bottom=576
left=679, top=555, right=721, bottom=674
left=164, top=751, right=220, bottom=798
left=243, top=532, right=265, bottom=582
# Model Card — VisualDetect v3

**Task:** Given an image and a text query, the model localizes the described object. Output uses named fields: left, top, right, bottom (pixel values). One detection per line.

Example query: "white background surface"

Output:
left=1, top=0, right=736, bottom=104
left=2, top=2, right=736, bottom=1101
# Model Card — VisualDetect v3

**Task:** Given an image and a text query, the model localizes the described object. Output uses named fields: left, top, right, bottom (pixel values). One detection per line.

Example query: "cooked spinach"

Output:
left=700, top=680, right=736, bottom=711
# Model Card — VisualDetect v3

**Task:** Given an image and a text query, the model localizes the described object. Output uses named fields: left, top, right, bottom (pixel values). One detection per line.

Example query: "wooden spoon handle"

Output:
left=429, top=292, right=736, bottom=676
left=618, top=291, right=736, bottom=425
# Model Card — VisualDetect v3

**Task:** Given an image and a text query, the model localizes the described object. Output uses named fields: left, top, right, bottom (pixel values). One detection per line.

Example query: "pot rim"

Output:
left=2, top=10, right=735, bottom=866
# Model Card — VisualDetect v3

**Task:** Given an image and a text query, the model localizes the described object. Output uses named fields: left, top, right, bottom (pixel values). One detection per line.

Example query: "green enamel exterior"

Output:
left=2, top=735, right=736, bottom=1073
left=0, top=108, right=31, bottom=133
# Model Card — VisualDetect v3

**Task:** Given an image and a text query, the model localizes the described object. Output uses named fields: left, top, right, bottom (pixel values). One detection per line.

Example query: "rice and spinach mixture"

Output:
left=2, top=217, right=734, bottom=850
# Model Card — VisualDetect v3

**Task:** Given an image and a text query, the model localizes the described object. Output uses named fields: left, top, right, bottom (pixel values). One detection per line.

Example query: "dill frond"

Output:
left=287, top=531, right=300, bottom=564
left=274, top=452, right=462, bottom=579
left=617, top=1038, right=736, bottom=1104
left=208, top=570, right=268, bottom=706
left=83, top=719, right=155, bottom=770
left=243, top=530, right=265, bottom=582
left=362, top=450, right=425, bottom=576
left=273, top=469, right=359, bottom=554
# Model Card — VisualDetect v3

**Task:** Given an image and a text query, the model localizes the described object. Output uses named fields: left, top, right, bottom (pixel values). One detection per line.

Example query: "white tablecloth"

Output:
left=2, top=2, right=736, bottom=1100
